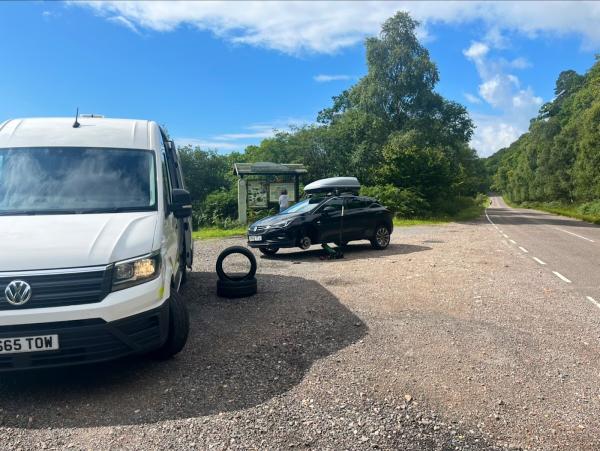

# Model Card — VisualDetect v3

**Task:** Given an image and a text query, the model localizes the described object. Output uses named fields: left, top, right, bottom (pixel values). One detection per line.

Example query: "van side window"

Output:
left=161, top=150, right=172, bottom=211
left=160, top=129, right=182, bottom=189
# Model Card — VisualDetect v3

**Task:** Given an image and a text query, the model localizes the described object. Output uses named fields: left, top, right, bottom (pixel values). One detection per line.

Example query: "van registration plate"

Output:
left=0, top=335, right=59, bottom=354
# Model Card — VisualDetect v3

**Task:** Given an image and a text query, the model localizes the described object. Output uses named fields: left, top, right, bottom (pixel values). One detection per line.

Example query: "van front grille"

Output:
left=0, top=268, right=112, bottom=310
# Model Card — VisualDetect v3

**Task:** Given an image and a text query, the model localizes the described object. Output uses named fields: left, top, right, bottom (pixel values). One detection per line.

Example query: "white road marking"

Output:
left=552, top=271, right=572, bottom=283
left=518, top=246, right=528, bottom=253
left=586, top=296, right=600, bottom=310
left=502, top=233, right=509, bottom=239
left=554, top=227, right=595, bottom=243
left=509, top=239, right=516, bottom=244
left=532, top=257, right=546, bottom=265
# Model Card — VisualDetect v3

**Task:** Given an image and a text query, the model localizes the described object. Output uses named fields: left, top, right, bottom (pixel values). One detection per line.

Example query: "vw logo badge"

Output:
left=4, top=280, right=32, bottom=306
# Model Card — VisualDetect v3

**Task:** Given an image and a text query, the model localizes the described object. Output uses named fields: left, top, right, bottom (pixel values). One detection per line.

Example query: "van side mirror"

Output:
left=172, top=189, right=192, bottom=218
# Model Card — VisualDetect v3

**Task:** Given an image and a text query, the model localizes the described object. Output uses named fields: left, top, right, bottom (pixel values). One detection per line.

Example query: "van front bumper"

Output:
left=0, top=300, right=169, bottom=371
left=0, top=270, right=171, bottom=371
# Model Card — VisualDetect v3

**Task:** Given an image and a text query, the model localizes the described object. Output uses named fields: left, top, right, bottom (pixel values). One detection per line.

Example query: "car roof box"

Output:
left=303, top=177, right=360, bottom=195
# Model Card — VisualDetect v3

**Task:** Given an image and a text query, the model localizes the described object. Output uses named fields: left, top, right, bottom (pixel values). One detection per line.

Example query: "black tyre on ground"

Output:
left=371, top=224, right=391, bottom=250
left=215, top=246, right=257, bottom=281
left=259, top=246, right=279, bottom=256
left=217, top=277, right=258, bottom=298
left=152, top=291, right=190, bottom=360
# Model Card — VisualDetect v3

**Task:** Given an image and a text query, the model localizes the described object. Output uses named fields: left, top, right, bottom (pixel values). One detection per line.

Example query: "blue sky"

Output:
left=1, top=1, right=599, bottom=156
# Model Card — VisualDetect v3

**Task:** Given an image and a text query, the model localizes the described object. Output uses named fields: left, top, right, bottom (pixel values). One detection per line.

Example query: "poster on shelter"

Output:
left=269, top=183, right=295, bottom=203
left=247, top=181, right=268, bottom=208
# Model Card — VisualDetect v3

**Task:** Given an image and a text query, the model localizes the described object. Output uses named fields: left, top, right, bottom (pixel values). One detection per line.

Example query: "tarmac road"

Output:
left=486, top=196, right=600, bottom=307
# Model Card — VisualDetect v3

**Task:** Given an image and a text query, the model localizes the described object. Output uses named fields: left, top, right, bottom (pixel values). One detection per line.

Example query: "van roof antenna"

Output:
left=73, top=107, right=80, bottom=128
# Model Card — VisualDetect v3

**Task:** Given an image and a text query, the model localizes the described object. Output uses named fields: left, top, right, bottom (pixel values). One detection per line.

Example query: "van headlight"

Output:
left=111, top=252, right=161, bottom=291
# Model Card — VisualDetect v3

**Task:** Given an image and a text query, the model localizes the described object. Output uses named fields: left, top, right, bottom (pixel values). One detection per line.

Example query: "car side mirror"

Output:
left=322, top=206, right=336, bottom=215
left=172, top=189, right=192, bottom=218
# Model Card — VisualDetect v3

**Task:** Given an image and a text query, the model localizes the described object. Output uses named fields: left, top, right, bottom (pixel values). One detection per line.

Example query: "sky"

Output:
left=0, top=1, right=599, bottom=157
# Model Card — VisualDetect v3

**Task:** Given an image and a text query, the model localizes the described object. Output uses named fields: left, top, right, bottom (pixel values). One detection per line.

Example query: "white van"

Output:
left=0, top=116, right=193, bottom=370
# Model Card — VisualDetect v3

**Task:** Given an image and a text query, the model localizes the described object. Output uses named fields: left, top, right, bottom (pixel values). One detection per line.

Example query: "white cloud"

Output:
left=463, top=41, right=489, bottom=59
left=175, top=138, right=249, bottom=152
left=464, top=93, right=481, bottom=104
left=463, top=39, right=543, bottom=156
left=107, top=15, right=141, bottom=34
left=73, top=1, right=600, bottom=54
left=313, top=74, right=352, bottom=83
left=213, top=124, right=275, bottom=140
left=470, top=115, right=522, bottom=156
left=509, top=57, right=531, bottom=69
left=177, top=118, right=311, bottom=152
left=42, top=10, right=60, bottom=20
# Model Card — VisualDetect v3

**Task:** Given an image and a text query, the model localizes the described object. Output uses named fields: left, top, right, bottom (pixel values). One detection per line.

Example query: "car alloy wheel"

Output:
left=299, top=236, right=312, bottom=250
left=375, top=226, right=390, bottom=248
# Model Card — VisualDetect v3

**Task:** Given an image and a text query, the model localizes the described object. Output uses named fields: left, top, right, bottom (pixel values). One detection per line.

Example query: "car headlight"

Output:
left=111, top=252, right=161, bottom=291
left=267, top=218, right=295, bottom=229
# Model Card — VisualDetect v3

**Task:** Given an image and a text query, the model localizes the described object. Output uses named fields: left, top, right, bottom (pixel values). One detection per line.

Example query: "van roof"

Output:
left=0, top=117, right=156, bottom=150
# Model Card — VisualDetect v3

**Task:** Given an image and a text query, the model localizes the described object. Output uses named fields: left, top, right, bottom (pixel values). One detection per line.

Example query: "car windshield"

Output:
left=0, top=147, right=157, bottom=215
left=280, top=198, right=321, bottom=215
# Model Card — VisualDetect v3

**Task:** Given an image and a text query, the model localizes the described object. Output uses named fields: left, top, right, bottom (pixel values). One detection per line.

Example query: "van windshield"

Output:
left=0, top=147, right=157, bottom=215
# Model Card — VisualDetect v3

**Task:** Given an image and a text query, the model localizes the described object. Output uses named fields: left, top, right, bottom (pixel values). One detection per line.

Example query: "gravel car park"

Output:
left=2, top=217, right=600, bottom=450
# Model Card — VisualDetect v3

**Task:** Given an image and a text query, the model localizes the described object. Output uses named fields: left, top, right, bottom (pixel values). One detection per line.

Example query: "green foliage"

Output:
left=193, top=188, right=239, bottom=229
left=178, top=146, right=233, bottom=203
left=490, top=57, right=600, bottom=206
left=360, top=184, right=429, bottom=217
left=176, top=11, right=487, bottom=229
left=247, top=207, right=278, bottom=223
left=393, top=194, right=488, bottom=226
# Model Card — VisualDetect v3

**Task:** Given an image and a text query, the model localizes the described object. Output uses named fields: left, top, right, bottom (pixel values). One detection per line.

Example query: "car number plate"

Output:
left=0, top=335, right=59, bottom=354
left=248, top=235, right=263, bottom=242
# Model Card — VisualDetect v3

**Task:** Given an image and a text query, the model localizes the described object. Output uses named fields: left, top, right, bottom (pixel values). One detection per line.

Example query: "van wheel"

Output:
left=152, top=291, right=189, bottom=360
left=259, top=247, right=279, bottom=256
left=371, top=224, right=391, bottom=250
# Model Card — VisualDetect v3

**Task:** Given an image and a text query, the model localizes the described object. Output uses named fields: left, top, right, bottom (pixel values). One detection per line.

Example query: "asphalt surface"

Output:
left=486, top=196, right=600, bottom=307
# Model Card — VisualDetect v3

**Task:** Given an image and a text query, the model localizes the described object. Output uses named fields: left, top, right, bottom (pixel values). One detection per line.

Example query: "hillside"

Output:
left=487, top=57, right=600, bottom=218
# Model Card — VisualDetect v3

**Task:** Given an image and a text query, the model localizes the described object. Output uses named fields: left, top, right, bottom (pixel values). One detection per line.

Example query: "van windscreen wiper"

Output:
left=0, top=209, right=80, bottom=216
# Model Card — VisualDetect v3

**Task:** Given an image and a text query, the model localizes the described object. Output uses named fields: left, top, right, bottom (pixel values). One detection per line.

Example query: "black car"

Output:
left=247, top=194, right=393, bottom=255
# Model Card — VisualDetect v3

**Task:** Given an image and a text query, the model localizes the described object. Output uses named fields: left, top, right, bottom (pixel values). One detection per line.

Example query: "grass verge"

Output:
left=193, top=196, right=490, bottom=237
left=503, top=198, right=600, bottom=225
left=192, top=227, right=247, bottom=240
left=393, top=198, right=489, bottom=227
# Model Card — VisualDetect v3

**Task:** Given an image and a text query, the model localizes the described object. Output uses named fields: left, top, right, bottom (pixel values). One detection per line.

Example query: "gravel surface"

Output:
left=1, top=217, right=599, bottom=449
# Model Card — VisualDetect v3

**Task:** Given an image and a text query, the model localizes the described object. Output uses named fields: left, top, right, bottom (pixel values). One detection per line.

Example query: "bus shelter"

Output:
left=233, top=162, right=307, bottom=223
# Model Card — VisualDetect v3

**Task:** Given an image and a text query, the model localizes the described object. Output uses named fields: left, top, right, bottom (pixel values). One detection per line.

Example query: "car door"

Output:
left=316, top=197, right=344, bottom=244
left=342, top=196, right=367, bottom=242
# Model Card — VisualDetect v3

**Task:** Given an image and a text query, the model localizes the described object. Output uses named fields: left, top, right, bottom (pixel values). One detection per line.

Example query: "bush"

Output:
left=360, top=185, right=429, bottom=217
left=578, top=200, right=600, bottom=216
left=193, top=189, right=238, bottom=229
left=247, top=207, right=278, bottom=224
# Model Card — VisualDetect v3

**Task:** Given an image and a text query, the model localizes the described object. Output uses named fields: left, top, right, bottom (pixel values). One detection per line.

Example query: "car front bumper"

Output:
left=247, top=229, right=296, bottom=248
